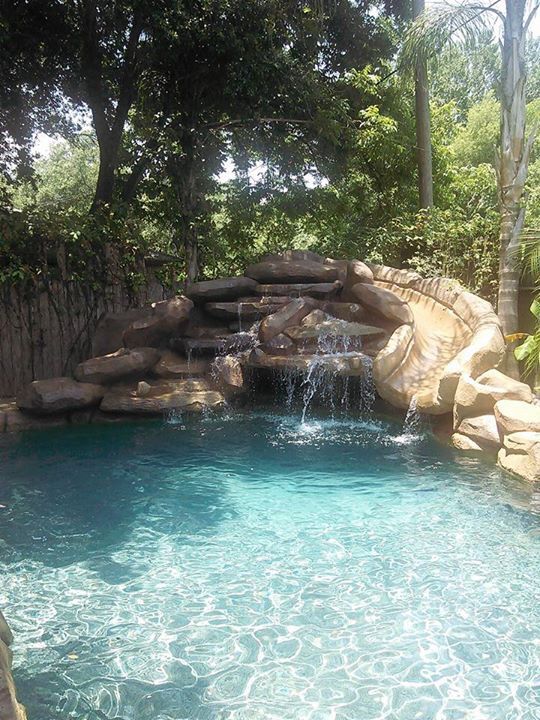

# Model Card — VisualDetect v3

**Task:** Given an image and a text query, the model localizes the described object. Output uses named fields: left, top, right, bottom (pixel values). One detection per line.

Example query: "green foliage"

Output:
left=429, top=33, right=500, bottom=120
left=514, top=299, right=540, bottom=385
left=450, top=95, right=540, bottom=167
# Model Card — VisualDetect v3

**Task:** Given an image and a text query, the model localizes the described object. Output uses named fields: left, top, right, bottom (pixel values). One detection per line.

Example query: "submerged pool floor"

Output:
left=0, top=411, right=539, bottom=719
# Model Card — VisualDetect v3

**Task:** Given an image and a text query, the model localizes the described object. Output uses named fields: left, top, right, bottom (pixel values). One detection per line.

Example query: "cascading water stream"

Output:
left=298, top=331, right=376, bottom=423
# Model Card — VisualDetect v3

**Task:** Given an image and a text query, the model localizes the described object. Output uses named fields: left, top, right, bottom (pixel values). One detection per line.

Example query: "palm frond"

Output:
left=521, top=230, right=540, bottom=285
left=400, top=1, right=502, bottom=73
left=523, top=325, right=540, bottom=378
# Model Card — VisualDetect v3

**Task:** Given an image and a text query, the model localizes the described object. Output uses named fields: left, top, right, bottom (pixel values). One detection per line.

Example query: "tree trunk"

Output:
left=496, top=0, right=534, bottom=376
left=171, top=134, right=201, bottom=284
left=80, top=1, right=143, bottom=213
left=91, top=139, right=117, bottom=211
left=413, top=0, right=434, bottom=209
left=183, top=224, right=200, bottom=285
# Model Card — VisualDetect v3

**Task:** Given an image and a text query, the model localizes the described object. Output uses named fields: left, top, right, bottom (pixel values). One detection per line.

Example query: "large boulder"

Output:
left=186, top=277, right=257, bottom=302
left=258, top=297, right=318, bottom=344
left=342, top=260, right=374, bottom=301
left=455, top=414, right=501, bottom=448
left=454, top=369, right=533, bottom=427
left=497, top=432, right=540, bottom=482
left=17, top=377, right=104, bottom=415
left=100, top=379, right=225, bottom=414
left=245, top=259, right=339, bottom=284
left=153, top=350, right=211, bottom=378
left=123, top=297, right=193, bottom=348
left=75, top=347, right=160, bottom=384
left=494, top=399, right=540, bottom=435
left=349, top=283, right=414, bottom=325
left=92, top=308, right=149, bottom=356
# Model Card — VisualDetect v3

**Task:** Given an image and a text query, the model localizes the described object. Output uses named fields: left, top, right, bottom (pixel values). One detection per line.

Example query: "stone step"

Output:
left=246, top=348, right=372, bottom=376
left=285, top=320, right=386, bottom=340
left=100, top=379, right=225, bottom=415
left=205, top=299, right=288, bottom=320
left=255, top=281, right=341, bottom=299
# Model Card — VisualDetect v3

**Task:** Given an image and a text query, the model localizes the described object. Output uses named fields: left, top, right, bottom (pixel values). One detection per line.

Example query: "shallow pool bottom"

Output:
left=1, top=411, right=539, bottom=719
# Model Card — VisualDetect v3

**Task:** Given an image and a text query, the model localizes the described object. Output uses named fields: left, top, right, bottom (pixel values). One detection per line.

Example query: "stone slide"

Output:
left=370, top=264, right=505, bottom=414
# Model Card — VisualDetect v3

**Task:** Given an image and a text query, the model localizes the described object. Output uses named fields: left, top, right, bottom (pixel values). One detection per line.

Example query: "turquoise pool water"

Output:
left=0, top=410, right=539, bottom=720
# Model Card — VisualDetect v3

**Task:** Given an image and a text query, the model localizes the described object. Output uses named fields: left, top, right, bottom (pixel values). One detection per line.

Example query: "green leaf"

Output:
left=530, top=297, right=540, bottom=320
left=515, top=335, right=535, bottom=361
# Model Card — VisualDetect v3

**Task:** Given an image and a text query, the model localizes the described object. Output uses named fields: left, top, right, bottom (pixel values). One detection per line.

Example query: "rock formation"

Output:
left=7, top=248, right=540, bottom=482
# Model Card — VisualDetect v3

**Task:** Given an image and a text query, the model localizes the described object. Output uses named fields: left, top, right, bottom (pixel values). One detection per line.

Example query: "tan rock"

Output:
left=454, top=370, right=533, bottom=427
left=17, top=378, right=105, bottom=415
left=75, top=347, right=160, bottom=384
left=320, top=302, right=367, bottom=323
left=301, top=309, right=330, bottom=327
left=451, top=433, right=484, bottom=452
left=123, top=296, right=193, bottom=347
left=497, top=431, right=540, bottom=482
left=261, top=333, right=296, bottom=355
left=342, top=260, right=374, bottom=300
left=0, top=613, right=13, bottom=647
left=322, top=257, right=348, bottom=282
left=100, top=379, right=225, bottom=414
left=259, top=297, right=318, bottom=343
left=153, top=350, right=210, bottom=378
left=0, top=640, right=27, bottom=720
left=285, top=319, right=386, bottom=340
left=186, top=276, right=258, bottom=302
left=137, top=381, right=151, bottom=397
left=212, top=356, right=244, bottom=395
left=255, top=281, right=341, bottom=299
left=245, top=259, right=339, bottom=284
left=456, top=414, right=501, bottom=448
left=494, top=399, right=540, bottom=435
left=349, top=283, right=414, bottom=325
left=246, top=349, right=369, bottom=376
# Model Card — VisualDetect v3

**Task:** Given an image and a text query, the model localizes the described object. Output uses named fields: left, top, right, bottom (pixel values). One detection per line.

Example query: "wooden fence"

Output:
left=0, top=276, right=167, bottom=397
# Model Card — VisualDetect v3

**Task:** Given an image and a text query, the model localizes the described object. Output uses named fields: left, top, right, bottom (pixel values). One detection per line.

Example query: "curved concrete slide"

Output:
left=369, top=265, right=505, bottom=414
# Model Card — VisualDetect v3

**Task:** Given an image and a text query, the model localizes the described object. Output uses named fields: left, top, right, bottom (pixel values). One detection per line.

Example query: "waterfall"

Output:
left=403, top=396, right=421, bottom=434
left=358, top=355, right=375, bottom=414
left=237, top=302, right=243, bottom=332
left=297, top=331, right=375, bottom=423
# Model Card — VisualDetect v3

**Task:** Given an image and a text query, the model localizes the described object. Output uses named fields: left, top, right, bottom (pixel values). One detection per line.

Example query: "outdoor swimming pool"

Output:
left=1, top=410, right=539, bottom=719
